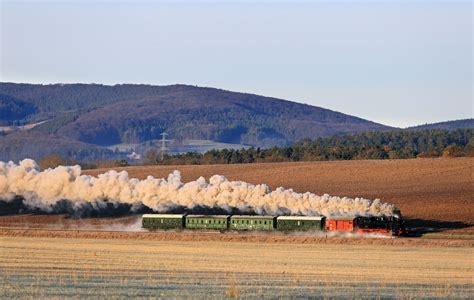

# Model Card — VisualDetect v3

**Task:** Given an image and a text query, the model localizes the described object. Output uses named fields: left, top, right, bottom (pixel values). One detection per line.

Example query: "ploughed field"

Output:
left=0, top=157, right=472, bottom=237
left=84, top=157, right=472, bottom=236
left=1, top=236, right=472, bottom=298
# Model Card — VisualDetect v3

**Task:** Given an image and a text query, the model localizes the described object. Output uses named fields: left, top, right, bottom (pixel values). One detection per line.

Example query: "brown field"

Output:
left=0, top=157, right=472, bottom=237
left=1, top=236, right=472, bottom=298
left=83, top=157, right=473, bottom=235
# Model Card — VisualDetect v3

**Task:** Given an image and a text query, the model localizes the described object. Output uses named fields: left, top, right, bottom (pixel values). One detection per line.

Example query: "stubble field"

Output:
left=1, top=237, right=472, bottom=298
left=0, top=158, right=472, bottom=298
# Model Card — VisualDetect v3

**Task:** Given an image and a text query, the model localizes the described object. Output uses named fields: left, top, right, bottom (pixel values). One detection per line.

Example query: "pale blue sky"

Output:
left=1, top=0, right=472, bottom=127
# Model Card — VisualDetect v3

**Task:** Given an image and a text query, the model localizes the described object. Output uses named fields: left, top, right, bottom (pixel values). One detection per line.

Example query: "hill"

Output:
left=407, top=119, right=474, bottom=131
left=0, top=82, right=392, bottom=161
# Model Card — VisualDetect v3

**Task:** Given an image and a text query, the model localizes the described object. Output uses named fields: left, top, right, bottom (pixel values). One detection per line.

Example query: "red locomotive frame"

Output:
left=326, top=215, right=406, bottom=236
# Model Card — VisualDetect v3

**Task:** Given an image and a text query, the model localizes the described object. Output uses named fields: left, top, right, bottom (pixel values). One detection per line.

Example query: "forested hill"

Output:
left=407, top=119, right=474, bottom=131
left=0, top=82, right=393, bottom=161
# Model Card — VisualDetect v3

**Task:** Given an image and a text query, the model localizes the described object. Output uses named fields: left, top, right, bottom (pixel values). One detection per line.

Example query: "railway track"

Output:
left=1, top=226, right=473, bottom=248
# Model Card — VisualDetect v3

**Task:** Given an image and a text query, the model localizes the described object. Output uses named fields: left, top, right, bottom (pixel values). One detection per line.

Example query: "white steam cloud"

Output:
left=0, top=159, right=395, bottom=217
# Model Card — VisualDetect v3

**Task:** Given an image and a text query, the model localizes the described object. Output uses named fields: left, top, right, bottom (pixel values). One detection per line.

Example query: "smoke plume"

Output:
left=0, top=159, right=395, bottom=217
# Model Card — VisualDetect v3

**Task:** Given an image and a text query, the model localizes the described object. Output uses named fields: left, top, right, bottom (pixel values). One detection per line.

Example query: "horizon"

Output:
left=1, top=0, right=472, bottom=127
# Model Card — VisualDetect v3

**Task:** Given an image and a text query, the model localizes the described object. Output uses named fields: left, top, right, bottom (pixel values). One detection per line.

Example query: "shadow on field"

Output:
left=0, top=198, right=141, bottom=218
left=404, top=218, right=473, bottom=237
left=1, top=198, right=472, bottom=236
left=0, top=198, right=26, bottom=216
left=0, top=198, right=249, bottom=219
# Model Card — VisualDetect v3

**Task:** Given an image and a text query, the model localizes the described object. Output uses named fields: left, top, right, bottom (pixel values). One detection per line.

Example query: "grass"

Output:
left=0, top=236, right=472, bottom=298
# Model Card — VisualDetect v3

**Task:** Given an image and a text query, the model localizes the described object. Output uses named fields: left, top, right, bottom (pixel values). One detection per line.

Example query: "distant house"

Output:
left=127, top=152, right=142, bottom=160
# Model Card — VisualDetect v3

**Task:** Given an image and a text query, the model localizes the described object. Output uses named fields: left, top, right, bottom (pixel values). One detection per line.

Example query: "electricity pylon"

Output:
left=159, top=132, right=170, bottom=161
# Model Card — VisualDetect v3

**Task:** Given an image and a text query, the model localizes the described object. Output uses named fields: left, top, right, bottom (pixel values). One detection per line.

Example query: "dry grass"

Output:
left=0, top=236, right=472, bottom=298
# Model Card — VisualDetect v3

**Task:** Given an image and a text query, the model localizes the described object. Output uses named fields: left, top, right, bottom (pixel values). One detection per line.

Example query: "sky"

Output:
left=0, top=0, right=472, bottom=128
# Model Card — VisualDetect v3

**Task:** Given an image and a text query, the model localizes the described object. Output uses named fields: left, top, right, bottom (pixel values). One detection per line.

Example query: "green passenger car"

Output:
left=276, top=216, right=325, bottom=231
left=142, top=214, right=186, bottom=229
left=229, top=215, right=276, bottom=231
left=185, top=215, right=230, bottom=230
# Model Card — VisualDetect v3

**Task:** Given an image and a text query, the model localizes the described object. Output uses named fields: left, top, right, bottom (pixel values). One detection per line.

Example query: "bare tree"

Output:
left=39, top=154, right=67, bottom=170
left=143, top=148, right=158, bottom=165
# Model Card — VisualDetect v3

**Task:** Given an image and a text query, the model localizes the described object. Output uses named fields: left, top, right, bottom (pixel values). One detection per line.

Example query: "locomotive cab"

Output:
left=355, top=212, right=407, bottom=237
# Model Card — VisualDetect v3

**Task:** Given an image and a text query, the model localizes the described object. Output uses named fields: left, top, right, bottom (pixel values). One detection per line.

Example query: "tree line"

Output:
left=39, top=128, right=472, bottom=170
left=143, top=128, right=473, bottom=166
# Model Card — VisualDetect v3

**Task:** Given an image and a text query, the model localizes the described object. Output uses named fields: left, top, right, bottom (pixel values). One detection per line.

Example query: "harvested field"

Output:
left=0, top=236, right=472, bottom=298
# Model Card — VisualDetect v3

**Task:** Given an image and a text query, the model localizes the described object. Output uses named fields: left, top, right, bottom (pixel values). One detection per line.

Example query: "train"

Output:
left=142, top=210, right=406, bottom=236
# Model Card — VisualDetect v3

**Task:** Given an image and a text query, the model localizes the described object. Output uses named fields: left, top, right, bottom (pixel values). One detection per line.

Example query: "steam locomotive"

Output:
left=142, top=209, right=406, bottom=236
